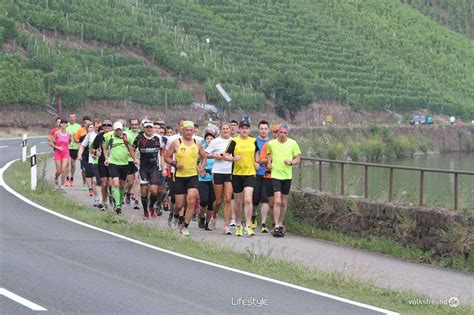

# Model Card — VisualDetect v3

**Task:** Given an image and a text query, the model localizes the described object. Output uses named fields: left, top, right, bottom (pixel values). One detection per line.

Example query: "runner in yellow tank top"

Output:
left=165, top=121, right=206, bottom=236
left=175, top=138, right=199, bottom=177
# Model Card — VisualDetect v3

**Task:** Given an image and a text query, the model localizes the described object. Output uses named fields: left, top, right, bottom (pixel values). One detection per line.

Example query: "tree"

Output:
left=265, top=72, right=312, bottom=121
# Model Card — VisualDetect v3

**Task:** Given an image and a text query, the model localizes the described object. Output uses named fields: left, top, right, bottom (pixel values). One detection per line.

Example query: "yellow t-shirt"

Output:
left=175, top=139, right=199, bottom=177
left=226, top=136, right=258, bottom=176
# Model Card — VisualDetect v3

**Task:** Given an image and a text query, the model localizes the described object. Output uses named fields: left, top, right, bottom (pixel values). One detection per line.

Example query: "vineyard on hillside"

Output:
left=1, top=0, right=473, bottom=119
left=402, top=0, right=473, bottom=39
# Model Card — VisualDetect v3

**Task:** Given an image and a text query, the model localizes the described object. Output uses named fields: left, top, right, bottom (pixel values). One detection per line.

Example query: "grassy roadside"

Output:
left=284, top=215, right=474, bottom=273
left=3, top=156, right=472, bottom=314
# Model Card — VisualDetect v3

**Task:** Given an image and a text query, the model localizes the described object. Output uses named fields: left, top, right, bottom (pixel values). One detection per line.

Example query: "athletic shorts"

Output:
left=54, top=149, right=70, bottom=161
left=252, top=175, right=268, bottom=206
left=92, top=164, right=102, bottom=186
left=108, top=164, right=128, bottom=181
left=271, top=179, right=292, bottom=195
left=174, top=176, right=198, bottom=195
left=231, top=175, right=255, bottom=194
left=198, top=181, right=215, bottom=210
left=98, top=163, right=110, bottom=178
left=81, top=160, right=94, bottom=178
left=212, top=173, right=232, bottom=185
left=128, top=161, right=138, bottom=175
left=139, top=168, right=165, bottom=186
left=69, top=149, right=78, bottom=160
left=264, top=178, right=274, bottom=198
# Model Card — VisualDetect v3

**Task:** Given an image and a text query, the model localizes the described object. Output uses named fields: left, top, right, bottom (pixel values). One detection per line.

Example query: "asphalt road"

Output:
left=0, top=136, right=395, bottom=314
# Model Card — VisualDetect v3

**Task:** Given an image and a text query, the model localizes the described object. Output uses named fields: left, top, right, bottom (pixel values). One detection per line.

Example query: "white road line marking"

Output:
left=39, top=142, right=47, bottom=144
left=0, top=157, right=398, bottom=315
left=0, top=288, right=47, bottom=311
left=0, top=145, right=8, bottom=148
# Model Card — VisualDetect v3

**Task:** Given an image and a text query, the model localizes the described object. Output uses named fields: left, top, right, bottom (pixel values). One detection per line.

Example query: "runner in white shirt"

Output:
left=205, top=122, right=233, bottom=235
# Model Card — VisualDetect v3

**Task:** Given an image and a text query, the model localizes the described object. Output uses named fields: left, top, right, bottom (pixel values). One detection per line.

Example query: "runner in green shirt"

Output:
left=266, top=123, right=301, bottom=237
left=65, top=113, right=83, bottom=187
left=103, top=121, right=132, bottom=214
left=124, top=117, right=141, bottom=209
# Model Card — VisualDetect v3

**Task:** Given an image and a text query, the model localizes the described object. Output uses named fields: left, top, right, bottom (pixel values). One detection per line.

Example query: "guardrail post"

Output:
left=364, top=165, right=368, bottom=199
left=31, top=146, right=37, bottom=191
left=319, top=161, right=323, bottom=191
left=454, top=173, right=458, bottom=211
left=388, top=168, right=394, bottom=202
left=340, top=163, right=345, bottom=195
left=22, top=134, right=27, bottom=162
left=419, top=170, right=424, bottom=207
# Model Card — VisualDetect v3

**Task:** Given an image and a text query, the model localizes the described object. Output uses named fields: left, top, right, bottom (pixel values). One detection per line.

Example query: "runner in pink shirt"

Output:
left=49, top=119, right=71, bottom=190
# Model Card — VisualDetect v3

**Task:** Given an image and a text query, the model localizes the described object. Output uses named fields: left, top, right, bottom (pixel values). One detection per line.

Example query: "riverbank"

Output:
left=292, top=125, right=473, bottom=161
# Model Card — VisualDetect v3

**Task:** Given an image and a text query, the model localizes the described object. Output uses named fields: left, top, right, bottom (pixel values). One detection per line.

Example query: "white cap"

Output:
left=143, top=120, right=153, bottom=128
left=113, top=121, right=123, bottom=130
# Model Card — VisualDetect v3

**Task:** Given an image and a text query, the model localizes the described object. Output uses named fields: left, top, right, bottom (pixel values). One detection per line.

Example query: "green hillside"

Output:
left=401, top=0, right=473, bottom=39
left=1, top=0, right=473, bottom=119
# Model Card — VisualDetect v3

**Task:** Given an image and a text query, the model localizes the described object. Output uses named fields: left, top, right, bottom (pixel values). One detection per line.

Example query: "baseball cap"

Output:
left=143, top=120, right=153, bottom=128
left=272, top=124, right=281, bottom=133
left=102, top=119, right=113, bottom=126
left=229, top=119, right=238, bottom=125
left=113, top=121, right=123, bottom=130
left=239, top=120, right=250, bottom=128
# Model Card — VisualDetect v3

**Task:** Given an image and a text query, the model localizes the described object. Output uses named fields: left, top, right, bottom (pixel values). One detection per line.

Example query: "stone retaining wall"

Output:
left=289, top=188, right=474, bottom=257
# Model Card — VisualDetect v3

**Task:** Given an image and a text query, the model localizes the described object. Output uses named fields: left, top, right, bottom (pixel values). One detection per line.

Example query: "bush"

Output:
left=327, top=143, right=345, bottom=160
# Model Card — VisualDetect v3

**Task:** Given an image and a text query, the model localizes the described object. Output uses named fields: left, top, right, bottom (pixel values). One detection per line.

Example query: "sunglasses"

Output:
left=103, top=124, right=112, bottom=127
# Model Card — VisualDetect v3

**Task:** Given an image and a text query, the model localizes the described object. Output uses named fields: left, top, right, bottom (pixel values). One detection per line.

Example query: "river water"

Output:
left=293, top=152, right=474, bottom=210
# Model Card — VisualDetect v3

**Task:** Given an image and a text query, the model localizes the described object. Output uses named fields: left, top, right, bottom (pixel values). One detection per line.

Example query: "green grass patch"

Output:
left=284, top=214, right=473, bottom=273
left=3, top=155, right=473, bottom=314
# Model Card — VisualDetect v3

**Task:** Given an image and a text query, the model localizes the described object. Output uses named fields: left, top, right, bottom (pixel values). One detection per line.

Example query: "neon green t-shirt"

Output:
left=126, top=129, right=140, bottom=162
left=267, top=138, right=301, bottom=180
left=103, top=131, right=130, bottom=165
left=66, top=123, right=81, bottom=150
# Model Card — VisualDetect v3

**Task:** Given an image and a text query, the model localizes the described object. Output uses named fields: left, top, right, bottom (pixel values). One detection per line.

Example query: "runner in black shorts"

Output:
left=130, top=120, right=167, bottom=220
left=91, top=120, right=113, bottom=211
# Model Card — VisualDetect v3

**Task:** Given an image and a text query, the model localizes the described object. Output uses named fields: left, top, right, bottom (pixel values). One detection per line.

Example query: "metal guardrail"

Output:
left=298, top=157, right=474, bottom=210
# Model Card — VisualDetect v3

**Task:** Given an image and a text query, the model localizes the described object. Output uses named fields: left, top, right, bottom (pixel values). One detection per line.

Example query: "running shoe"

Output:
left=69, top=180, right=74, bottom=187
left=171, top=218, right=179, bottom=230
left=108, top=195, right=114, bottom=207
left=162, top=200, right=169, bottom=211
left=273, top=227, right=284, bottom=238
left=54, top=177, right=59, bottom=187
left=261, top=224, right=269, bottom=233
left=198, top=216, right=205, bottom=229
left=230, top=218, right=236, bottom=227
left=131, top=192, right=135, bottom=201
left=192, top=213, right=197, bottom=221
left=156, top=204, right=163, bottom=216
left=133, top=200, right=140, bottom=210
left=125, top=193, right=131, bottom=205
left=250, top=217, right=257, bottom=229
left=209, top=218, right=216, bottom=230
left=60, top=185, right=65, bottom=192
left=180, top=226, right=190, bottom=236
left=88, top=188, right=94, bottom=197
left=115, top=205, right=122, bottom=214
left=93, top=199, right=100, bottom=207
left=143, top=213, right=149, bottom=220
left=224, top=226, right=232, bottom=235
left=167, top=213, right=173, bottom=227
left=150, top=209, right=157, bottom=218
left=204, top=223, right=211, bottom=231
left=235, top=225, right=243, bottom=236
left=245, top=226, right=255, bottom=236
left=99, top=204, right=106, bottom=211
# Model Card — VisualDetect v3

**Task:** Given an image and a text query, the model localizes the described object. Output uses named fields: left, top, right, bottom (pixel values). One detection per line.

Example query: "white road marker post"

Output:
left=31, top=145, right=37, bottom=191
left=22, top=134, right=28, bottom=162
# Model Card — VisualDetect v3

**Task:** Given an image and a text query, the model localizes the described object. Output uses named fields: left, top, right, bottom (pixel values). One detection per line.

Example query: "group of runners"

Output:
left=48, top=113, right=301, bottom=238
